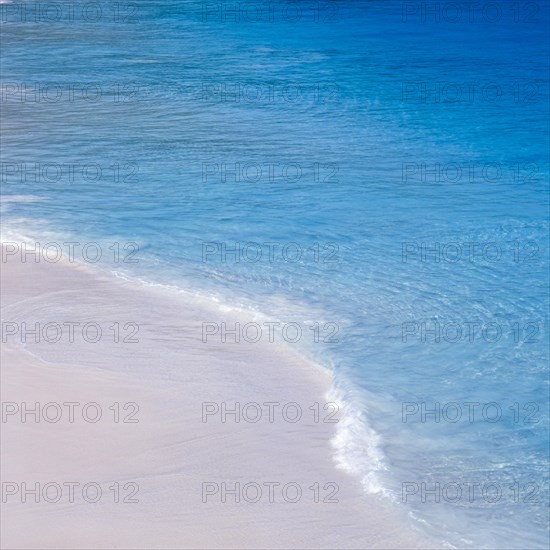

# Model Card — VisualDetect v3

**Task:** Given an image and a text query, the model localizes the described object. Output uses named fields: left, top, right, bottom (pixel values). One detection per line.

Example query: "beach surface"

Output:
left=0, top=242, right=433, bottom=549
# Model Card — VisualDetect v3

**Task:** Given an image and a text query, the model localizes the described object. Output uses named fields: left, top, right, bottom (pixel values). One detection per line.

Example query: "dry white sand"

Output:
left=0, top=242, right=435, bottom=549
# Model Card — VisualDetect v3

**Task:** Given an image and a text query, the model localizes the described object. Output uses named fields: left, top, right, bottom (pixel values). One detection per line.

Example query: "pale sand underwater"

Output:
left=0, top=241, right=436, bottom=549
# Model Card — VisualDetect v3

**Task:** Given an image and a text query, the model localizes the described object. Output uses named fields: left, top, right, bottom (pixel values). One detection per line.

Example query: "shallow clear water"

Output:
left=1, top=1, right=549, bottom=547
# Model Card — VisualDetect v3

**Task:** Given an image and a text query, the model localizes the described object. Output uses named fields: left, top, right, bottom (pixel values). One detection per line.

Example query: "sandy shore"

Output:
left=0, top=241, right=434, bottom=549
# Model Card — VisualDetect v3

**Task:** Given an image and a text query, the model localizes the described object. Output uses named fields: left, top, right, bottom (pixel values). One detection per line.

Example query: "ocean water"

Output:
left=1, top=1, right=549, bottom=547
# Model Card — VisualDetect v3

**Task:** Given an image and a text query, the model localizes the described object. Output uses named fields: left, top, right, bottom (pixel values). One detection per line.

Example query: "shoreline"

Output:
left=0, top=239, right=435, bottom=549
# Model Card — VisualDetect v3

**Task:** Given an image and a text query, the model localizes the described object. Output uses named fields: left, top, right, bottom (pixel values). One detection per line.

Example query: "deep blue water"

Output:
left=1, top=1, right=549, bottom=547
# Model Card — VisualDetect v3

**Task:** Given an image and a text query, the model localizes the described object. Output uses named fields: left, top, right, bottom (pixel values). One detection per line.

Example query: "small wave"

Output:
left=327, top=383, right=390, bottom=497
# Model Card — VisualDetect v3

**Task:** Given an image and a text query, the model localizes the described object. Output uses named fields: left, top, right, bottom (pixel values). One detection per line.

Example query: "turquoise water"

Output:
left=1, top=1, right=549, bottom=547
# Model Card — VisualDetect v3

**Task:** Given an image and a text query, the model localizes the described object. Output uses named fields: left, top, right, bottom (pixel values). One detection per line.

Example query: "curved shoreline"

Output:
left=1, top=239, right=435, bottom=548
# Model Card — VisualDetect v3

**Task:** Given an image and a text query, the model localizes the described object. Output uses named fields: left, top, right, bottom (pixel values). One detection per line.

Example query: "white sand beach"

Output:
left=0, top=242, right=434, bottom=549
